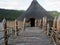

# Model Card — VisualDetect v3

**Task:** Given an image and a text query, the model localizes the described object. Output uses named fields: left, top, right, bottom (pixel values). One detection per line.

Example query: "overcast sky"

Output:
left=0, top=0, right=60, bottom=12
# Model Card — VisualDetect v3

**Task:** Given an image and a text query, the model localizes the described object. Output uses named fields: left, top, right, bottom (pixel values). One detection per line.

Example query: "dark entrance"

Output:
left=30, top=18, right=35, bottom=27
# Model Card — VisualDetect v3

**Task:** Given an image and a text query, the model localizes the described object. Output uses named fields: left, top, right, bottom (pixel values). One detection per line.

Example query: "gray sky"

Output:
left=0, top=0, right=60, bottom=12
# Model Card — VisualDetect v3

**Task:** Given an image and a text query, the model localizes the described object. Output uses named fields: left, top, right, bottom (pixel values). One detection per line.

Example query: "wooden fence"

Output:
left=1, top=17, right=60, bottom=45
left=0, top=18, right=26, bottom=45
left=49, top=17, right=60, bottom=45
left=41, top=17, right=60, bottom=45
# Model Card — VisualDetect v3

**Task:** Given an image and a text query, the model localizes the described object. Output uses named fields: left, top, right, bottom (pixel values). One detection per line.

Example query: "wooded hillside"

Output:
left=0, top=9, right=59, bottom=22
left=0, top=9, right=25, bottom=21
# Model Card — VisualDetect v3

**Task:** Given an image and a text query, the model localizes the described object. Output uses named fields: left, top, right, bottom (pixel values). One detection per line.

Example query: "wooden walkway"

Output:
left=8, top=27, right=54, bottom=45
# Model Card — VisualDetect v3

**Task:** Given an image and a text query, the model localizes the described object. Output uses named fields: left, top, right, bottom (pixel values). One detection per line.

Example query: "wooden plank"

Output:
left=8, top=27, right=54, bottom=45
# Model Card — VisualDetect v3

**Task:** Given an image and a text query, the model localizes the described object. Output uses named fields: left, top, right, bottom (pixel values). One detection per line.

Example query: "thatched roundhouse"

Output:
left=17, top=0, right=53, bottom=27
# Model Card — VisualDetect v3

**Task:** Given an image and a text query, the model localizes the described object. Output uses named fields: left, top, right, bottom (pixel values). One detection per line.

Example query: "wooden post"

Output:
left=43, top=17, right=47, bottom=33
left=11, top=27, right=15, bottom=37
left=53, top=17, right=57, bottom=31
left=56, top=17, right=60, bottom=45
left=15, top=19, right=18, bottom=36
left=2, top=18, right=8, bottom=45
left=12, top=28, right=13, bottom=36
left=35, top=20, right=37, bottom=27
left=43, top=17, right=45, bottom=29
left=37, top=20, right=39, bottom=27
left=57, top=18, right=60, bottom=33
left=37, top=20, right=40, bottom=27
left=39, top=19, right=42, bottom=28
left=23, top=18, right=26, bottom=31
left=47, top=23, right=50, bottom=36
left=37, top=20, right=38, bottom=27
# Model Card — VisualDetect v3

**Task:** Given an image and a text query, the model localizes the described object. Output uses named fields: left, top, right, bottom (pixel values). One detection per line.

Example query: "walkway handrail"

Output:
left=0, top=27, right=16, bottom=45
left=50, top=29, right=60, bottom=45
left=0, top=18, right=20, bottom=45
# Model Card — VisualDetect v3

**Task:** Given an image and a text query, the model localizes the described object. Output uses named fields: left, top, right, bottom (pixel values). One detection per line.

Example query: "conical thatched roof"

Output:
left=17, top=0, right=53, bottom=21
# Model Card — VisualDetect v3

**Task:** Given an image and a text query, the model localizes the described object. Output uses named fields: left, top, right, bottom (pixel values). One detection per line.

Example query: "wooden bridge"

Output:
left=0, top=17, right=60, bottom=45
left=6, top=27, right=53, bottom=45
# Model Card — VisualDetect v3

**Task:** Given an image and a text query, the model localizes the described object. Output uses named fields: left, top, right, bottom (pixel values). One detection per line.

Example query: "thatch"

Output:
left=17, top=0, right=53, bottom=21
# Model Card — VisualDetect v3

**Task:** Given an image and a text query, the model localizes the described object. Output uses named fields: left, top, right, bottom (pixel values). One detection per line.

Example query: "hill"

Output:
left=0, top=9, right=60, bottom=22
left=0, top=9, right=25, bottom=21
left=49, top=11, right=60, bottom=18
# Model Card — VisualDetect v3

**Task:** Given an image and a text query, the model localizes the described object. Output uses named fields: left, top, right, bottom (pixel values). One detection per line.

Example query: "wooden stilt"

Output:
left=35, top=20, right=37, bottom=27
left=53, top=17, right=57, bottom=31
left=57, top=19, right=60, bottom=33
left=15, top=19, right=18, bottom=36
left=47, top=23, right=50, bottom=36
left=23, top=18, right=26, bottom=31
left=39, top=19, right=42, bottom=28
left=43, top=17, right=47, bottom=34
left=2, top=18, right=8, bottom=45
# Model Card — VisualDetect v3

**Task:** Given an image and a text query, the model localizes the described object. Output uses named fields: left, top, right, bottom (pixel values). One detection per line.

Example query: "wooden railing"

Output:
left=1, top=17, right=60, bottom=45
left=49, top=28, right=60, bottom=45
left=46, top=17, right=60, bottom=45
left=0, top=18, right=21, bottom=45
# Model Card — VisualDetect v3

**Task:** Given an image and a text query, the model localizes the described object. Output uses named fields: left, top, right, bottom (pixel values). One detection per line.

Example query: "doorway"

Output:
left=30, top=18, right=35, bottom=27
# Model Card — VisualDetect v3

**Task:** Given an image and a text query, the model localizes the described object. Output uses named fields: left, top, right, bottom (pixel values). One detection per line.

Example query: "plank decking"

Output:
left=8, top=27, right=54, bottom=45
